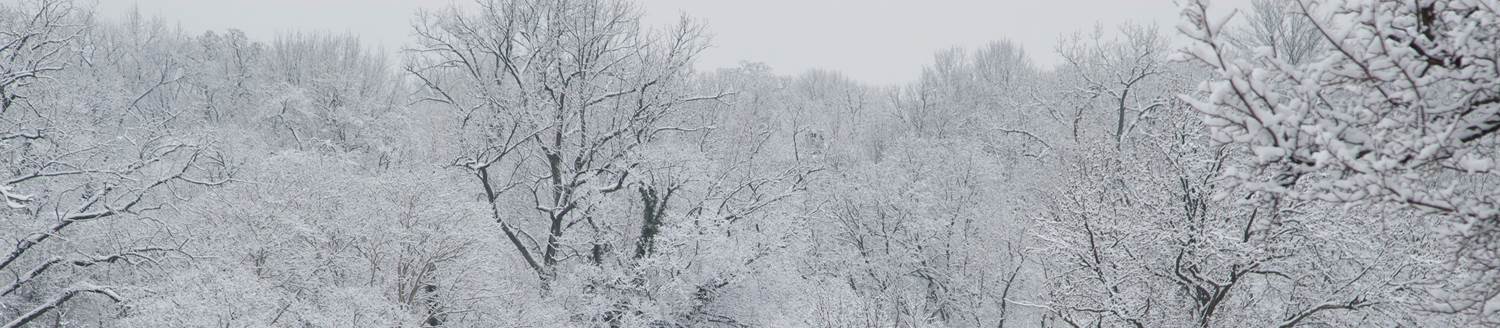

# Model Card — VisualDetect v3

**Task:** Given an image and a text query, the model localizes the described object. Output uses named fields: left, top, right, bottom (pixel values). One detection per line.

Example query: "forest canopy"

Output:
left=1, top=0, right=1498, bottom=326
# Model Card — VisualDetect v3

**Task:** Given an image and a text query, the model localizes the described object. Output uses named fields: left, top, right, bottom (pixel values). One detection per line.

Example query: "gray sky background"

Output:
left=97, top=0, right=1248, bottom=86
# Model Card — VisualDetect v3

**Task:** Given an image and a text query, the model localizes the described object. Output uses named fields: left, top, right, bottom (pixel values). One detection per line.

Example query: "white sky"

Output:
left=97, top=0, right=1249, bottom=86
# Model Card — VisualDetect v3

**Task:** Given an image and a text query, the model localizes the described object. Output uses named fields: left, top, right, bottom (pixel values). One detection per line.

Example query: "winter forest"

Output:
left=2, top=0, right=1499, bottom=326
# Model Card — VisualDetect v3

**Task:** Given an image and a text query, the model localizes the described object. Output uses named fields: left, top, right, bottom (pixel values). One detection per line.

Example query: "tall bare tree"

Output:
left=407, top=0, right=726, bottom=286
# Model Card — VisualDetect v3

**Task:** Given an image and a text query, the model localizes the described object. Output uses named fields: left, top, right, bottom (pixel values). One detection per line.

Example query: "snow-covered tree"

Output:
left=408, top=0, right=726, bottom=285
left=1179, top=0, right=1500, bottom=322
left=1, top=1, right=230, bottom=325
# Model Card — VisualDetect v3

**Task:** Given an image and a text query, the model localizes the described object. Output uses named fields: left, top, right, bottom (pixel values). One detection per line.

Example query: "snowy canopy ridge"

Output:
left=6, top=0, right=1500, bottom=326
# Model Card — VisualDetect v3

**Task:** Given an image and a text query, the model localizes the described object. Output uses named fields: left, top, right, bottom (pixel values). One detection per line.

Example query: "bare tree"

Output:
left=1054, top=23, right=1171, bottom=148
left=1231, top=0, right=1324, bottom=65
left=408, top=0, right=726, bottom=286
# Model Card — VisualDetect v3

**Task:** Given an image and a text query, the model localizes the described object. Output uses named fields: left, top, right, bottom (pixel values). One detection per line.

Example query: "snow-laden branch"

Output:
left=2, top=284, right=124, bottom=328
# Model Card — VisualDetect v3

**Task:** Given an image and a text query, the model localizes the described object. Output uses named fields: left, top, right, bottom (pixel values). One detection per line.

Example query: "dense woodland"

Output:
left=2, top=0, right=1499, bottom=326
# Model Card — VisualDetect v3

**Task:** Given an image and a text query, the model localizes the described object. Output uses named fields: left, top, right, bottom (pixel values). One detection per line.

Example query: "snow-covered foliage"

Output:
left=1179, top=0, right=1500, bottom=323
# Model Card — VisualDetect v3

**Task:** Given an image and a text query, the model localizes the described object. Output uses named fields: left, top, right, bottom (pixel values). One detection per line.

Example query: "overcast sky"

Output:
left=98, top=0, right=1246, bottom=85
